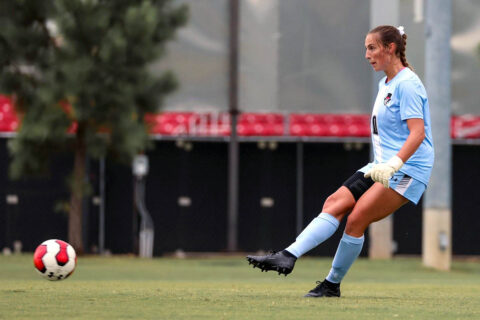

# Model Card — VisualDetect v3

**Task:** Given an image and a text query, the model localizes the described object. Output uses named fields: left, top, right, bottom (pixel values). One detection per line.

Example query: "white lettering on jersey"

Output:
left=371, top=85, right=390, bottom=163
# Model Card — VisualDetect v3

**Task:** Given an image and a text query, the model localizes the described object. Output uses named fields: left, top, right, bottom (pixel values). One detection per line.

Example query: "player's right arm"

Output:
left=365, top=118, right=425, bottom=188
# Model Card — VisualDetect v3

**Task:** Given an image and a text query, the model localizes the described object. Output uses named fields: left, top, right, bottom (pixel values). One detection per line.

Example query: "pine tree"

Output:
left=0, top=0, right=188, bottom=253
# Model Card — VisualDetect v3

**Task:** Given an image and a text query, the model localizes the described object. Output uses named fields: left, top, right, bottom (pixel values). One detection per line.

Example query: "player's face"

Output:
left=365, top=33, right=391, bottom=72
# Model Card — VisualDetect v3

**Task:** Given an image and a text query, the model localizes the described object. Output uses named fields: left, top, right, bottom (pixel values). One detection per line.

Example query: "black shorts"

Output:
left=342, top=171, right=374, bottom=201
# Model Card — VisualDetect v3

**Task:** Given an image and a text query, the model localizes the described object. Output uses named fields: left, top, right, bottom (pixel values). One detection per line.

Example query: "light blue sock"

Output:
left=326, top=232, right=364, bottom=283
left=285, top=212, right=339, bottom=258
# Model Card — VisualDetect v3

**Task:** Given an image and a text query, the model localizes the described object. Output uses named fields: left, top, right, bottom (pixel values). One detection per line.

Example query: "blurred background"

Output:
left=0, top=0, right=479, bottom=259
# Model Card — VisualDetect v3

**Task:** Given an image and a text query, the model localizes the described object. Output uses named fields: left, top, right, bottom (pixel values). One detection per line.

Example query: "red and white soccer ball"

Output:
left=33, top=239, right=77, bottom=281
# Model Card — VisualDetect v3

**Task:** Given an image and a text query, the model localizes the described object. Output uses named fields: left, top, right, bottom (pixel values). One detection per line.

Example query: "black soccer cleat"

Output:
left=304, top=280, right=341, bottom=298
left=246, top=250, right=296, bottom=276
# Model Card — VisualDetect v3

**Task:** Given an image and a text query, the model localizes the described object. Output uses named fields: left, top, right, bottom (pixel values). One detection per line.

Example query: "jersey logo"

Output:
left=384, top=93, right=392, bottom=106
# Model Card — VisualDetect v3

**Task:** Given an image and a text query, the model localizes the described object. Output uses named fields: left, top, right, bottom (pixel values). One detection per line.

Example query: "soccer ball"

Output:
left=33, top=239, right=77, bottom=281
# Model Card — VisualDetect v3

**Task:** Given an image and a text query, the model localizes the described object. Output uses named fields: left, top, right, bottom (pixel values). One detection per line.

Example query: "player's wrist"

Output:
left=387, top=155, right=404, bottom=171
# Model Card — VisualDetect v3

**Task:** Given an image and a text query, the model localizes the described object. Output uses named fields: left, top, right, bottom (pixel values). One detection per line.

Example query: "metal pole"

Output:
left=423, top=0, right=452, bottom=270
left=227, top=0, right=240, bottom=251
left=296, top=142, right=304, bottom=235
left=133, top=155, right=154, bottom=258
left=99, top=157, right=105, bottom=254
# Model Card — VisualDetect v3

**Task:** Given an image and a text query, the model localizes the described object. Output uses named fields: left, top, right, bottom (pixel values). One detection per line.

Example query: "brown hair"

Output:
left=369, top=25, right=412, bottom=70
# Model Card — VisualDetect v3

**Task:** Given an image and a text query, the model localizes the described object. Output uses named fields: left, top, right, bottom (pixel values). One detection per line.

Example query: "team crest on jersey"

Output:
left=384, top=93, right=392, bottom=106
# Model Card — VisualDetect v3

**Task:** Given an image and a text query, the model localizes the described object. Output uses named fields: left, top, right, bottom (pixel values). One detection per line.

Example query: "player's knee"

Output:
left=323, top=194, right=338, bottom=210
left=322, top=191, right=355, bottom=220
left=345, top=214, right=367, bottom=237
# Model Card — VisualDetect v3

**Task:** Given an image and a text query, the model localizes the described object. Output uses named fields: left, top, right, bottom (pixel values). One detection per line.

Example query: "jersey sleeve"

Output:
left=398, top=80, right=425, bottom=121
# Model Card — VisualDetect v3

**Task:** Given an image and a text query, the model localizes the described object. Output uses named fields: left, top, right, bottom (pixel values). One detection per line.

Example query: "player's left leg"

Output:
left=246, top=186, right=356, bottom=275
left=305, top=182, right=409, bottom=297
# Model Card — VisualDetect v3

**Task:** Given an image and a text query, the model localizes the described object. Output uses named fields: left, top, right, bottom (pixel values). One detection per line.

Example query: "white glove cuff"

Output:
left=387, top=155, right=404, bottom=171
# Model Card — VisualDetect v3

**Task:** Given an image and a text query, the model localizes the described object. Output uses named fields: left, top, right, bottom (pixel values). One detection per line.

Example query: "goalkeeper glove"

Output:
left=364, top=155, right=404, bottom=188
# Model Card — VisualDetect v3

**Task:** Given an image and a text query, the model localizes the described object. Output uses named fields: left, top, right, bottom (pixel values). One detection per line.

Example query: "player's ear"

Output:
left=388, top=42, right=396, bottom=55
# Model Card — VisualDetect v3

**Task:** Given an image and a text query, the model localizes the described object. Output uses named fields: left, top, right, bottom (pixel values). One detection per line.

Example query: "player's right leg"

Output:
left=246, top=185, right=356, bottom=275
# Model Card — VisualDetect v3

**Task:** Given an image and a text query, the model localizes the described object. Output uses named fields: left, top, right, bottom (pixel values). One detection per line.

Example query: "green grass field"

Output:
left=1, top=254, right=480, bottom=319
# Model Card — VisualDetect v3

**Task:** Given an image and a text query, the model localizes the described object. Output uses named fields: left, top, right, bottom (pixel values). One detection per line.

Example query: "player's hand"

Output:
left=364, top=156, right=404, bottom=188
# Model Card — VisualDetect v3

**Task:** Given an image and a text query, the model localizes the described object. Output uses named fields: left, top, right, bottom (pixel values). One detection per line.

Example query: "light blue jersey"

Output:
left=370, top=68, right=434, bottom=185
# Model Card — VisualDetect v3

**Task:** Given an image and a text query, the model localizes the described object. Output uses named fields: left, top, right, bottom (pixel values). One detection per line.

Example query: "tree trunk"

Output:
left=69, top=126, right=86, bottom=254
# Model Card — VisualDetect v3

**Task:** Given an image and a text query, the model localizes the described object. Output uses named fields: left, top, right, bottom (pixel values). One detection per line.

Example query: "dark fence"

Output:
left=0, top=138, right=478, bottom=256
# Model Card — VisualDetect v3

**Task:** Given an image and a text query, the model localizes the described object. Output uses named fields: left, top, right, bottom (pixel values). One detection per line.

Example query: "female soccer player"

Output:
left=246, top=25, right=434, bottom=298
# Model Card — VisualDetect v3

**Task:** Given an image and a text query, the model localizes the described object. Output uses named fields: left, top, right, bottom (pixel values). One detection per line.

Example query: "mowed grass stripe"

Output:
left=1, top=255, right=479, bottom=319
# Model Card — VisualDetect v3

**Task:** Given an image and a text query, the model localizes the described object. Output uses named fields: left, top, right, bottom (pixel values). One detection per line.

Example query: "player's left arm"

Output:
left=396, top=118, right=425, bottom=163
